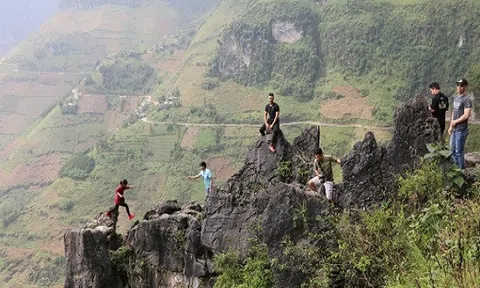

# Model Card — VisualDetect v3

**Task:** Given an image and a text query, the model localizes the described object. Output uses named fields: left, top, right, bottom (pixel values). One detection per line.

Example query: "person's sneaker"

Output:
left=128, top=213, right=135, bottom=220
left=269, top=145, right=276, bottom=152
left=105, top=211, right=112, bottom=217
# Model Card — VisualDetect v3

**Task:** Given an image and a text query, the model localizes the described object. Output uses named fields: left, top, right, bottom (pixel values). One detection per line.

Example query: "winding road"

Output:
left=140, top=118, right=394, bottom=131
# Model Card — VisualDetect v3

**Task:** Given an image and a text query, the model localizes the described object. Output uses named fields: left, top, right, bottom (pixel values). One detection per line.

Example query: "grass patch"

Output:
left=195, top=129, right=217, bottom=150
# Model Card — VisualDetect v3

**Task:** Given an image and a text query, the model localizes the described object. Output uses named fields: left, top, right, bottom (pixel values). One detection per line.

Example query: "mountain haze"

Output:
left=0, top=1, right=59, bottom=56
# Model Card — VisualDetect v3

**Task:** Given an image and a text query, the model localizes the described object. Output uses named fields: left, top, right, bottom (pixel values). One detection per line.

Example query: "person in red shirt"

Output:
left=106, top=179, right=135, bottom=220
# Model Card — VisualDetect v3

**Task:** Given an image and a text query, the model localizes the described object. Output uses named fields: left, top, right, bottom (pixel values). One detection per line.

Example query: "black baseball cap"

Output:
left=456, top=78, right=469, bottom=86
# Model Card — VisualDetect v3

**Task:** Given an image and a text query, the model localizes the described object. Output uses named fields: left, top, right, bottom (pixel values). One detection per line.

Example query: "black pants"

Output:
left=108, top=201, right=130, bottom=216
left=437, top=117, right=446, bottom=135
left=259, top=122, right=280, bottom=146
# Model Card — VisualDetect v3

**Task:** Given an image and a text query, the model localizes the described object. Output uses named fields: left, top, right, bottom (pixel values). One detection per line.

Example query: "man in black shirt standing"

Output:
left=429, top=82, right=449, bottom=135
left=259, top=93, right=280, bottom=152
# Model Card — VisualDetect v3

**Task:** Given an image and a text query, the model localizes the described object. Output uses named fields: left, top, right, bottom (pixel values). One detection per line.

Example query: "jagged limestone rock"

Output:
left=125, top=203, right=211, bottom=288
left=339, top=95, right=442, bottom=207
left=64, top=229, right=124, bottom=288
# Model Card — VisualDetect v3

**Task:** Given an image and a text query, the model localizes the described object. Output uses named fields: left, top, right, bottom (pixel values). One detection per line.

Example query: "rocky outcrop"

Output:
left=202, top=127, right=333, bottom=287
left=65, top=201, right=213, bottom=288
left=272, top=22, right=304, bottom=44
left=64, top=211, right=124, bottom=288
left=126, top=200, right=212, bottom=287
left=210, top=21, right=275, bottom=85
left=65, top=96, right=447, bottom=287
left=339, top=95, right=442, bottom=207
left=465, top=152, right=480, bottom=168
left=209, top=3, right=320, bottom=91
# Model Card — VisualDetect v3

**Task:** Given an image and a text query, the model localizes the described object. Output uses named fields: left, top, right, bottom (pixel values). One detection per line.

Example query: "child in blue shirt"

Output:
left=188, top=161, right=213, bottom=197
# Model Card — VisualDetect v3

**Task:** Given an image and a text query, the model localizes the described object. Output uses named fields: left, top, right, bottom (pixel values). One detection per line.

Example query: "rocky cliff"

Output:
left=64, top=95, right=442, bottom=287
left=209, top=1, right=320, bottom=101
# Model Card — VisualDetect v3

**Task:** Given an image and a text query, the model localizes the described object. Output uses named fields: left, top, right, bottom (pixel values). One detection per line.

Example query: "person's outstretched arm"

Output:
left=188, top=172, right=202, bottom=180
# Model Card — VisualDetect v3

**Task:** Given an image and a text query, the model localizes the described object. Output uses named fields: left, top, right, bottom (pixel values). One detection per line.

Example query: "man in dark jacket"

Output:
left=429, top=82, right=449, bottom=135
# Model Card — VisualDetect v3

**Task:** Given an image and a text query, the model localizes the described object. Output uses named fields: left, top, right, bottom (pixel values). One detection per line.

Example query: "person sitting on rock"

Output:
left=307, top=148, right=341, bottom=201
left=106, top=179, right=135, bottom=220
left=259, top=92, right=280, bottom=152
left=188, top=161, right=213, bottom=199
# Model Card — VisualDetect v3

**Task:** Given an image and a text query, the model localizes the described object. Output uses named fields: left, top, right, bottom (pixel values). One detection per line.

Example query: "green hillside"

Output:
left=161, top=0, right=480, bottom=124
left=1, top=0, right=480, bottom=287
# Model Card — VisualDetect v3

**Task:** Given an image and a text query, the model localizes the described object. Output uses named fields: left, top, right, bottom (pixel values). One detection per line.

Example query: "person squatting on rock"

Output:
left=106, top=179, right=135, bottom=220
left=429, top=81, right=449, bottom=135
left=188, top=161, right=213, bottom=199
left=259, top=92, right=280, bottom=152
left=307, top=148, right=341, bottom=200
left=448, top=78, right=472, bottom=169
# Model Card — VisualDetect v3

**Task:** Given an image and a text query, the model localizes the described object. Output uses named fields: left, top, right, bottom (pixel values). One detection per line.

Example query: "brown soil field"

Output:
left=104, top=110, right=127, bottom=132
left=120, top=96, right=141, bottom=113
left=17, top=96, right=59, bottom=117
left=78, top=94, right=108, bottom=114
left=181, top=127, right=198, bottom=149
left=39, top=240, right=64, bottom=256
left=0, top=153, right=61, bottom=186
left=320, top=86, right=373, bottom=120
left=104, top=96, right=141, bottom=131
left=0, top=114, right=31, bottom=134
left=0, top=245, right=35, bottom=261
left=0, top=137, right=22, bottom=158
left=208, top=156, right=236, bottom=183
left=153, top=50, right=185, bottom=74
left=0, top=81, right=70, bottom=97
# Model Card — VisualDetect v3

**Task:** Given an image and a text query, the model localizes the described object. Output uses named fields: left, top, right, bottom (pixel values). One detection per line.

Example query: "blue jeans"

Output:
left=450, top=129, right=468, bottom=169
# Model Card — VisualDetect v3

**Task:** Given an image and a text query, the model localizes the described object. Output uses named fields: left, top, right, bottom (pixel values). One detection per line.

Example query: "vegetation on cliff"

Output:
left=214, top=148, right=480, bottom=287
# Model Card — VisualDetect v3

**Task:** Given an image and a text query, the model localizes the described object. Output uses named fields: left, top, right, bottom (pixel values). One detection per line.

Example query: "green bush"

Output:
left=84, top=54, right=156, bottom=95
left=276, top=161, right=292, bottom=179
left=214, top=242, right=274, bottom=288
left=319, top=208, right=409, bottom=288
left=398, top=162, right=444, bottom=203
left=109, top=246, right=132, bottom=273
left=60, top=153, right=95, bottom=180
left=58, top=199, right=75, bottom=212
left=312, top=155, right=480, bottom=287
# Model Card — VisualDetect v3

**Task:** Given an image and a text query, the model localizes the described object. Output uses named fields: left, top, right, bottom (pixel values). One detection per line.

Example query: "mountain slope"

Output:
left=160, top=0, right=480, bottom=124
left=0, top=1, right=221, bottom=287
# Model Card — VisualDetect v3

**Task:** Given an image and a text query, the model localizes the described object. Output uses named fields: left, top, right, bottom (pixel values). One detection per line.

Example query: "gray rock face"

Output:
left=64, top=229, right=124, bottom=288
left=126, top=203, right=212, bottom=288
left=201, top=126, right=334, bottom=287
left=339, top=95, right=442, bottom=207
left=209, top=21, right=274, bottom=85
left=272, top=22, right=304, bottom=43
left=64, top=208, right=124, bottom=288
